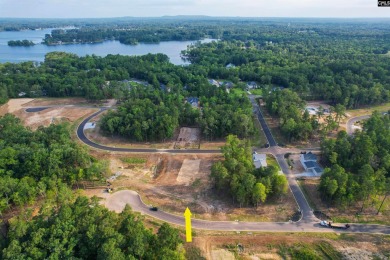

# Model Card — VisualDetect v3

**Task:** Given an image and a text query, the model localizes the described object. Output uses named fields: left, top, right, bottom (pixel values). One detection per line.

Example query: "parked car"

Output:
left=150, top=207, right=158, bottom=211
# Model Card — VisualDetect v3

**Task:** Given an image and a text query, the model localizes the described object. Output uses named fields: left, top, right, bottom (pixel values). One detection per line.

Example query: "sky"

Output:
left=0, top=0, right=389, bottom=18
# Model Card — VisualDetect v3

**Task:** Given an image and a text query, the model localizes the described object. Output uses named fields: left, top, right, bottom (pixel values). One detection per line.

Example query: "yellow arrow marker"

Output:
left=184, top=207, right=192, bottom=242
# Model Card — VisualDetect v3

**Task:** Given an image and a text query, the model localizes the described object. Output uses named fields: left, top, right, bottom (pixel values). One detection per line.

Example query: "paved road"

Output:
left=249, top=96, right=277, bottom=147
left=248, top=95, right=316, bottom=222
left=106, top=190, right=390, bottom=234
left=76, top=108, right=220, bottom=154
left=346, top=115, right=371, bottom=135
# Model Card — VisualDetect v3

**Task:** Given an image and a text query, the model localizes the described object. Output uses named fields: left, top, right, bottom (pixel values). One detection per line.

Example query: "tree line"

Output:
left=211, top=135, right=288, bottom=207
left=319, top=112, right=390, bottom=213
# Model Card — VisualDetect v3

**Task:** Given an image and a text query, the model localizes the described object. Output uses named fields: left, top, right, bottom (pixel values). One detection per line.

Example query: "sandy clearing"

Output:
left=176, top=159, right=201, bottom=186
left=211, top=249, right=235, bottom=260
left=0, top=98, right=34, bottom=115
left=21, top=107, right=98, bottom=129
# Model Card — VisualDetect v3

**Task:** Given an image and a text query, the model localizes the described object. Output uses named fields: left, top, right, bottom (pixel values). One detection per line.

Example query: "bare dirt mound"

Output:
left=176, top=159, right=201, bottom=186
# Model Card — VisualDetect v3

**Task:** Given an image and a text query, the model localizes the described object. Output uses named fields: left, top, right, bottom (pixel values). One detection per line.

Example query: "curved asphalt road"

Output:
left=76, top=108, right=220, bottom=154
left=106, top=190, right=390, bottom=234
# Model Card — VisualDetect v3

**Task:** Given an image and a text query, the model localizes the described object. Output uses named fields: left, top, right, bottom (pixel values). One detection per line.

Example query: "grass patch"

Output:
left=191, top=178, right=202, bottom=189
left=250, top=89, right=263, bottom=96
left=120, top=157, right=147, bottom=164
left=231, top=88, right=246, bottom=96
left=260, top=106, right=288, bottom=145
left=278, top=242, right=341, bottom=260
left=288, top=244, right=321, bottom=260
left=316, top=241, right=343, bottom=260
left=266, top=154, right=280, bottom=170
left=297, top=179, right=318, bottom=211
left=185, top=246, right=206, bottom=260
left=251, top=115, right=267, bottom=148
left=345, top=103, right=390, bottom=118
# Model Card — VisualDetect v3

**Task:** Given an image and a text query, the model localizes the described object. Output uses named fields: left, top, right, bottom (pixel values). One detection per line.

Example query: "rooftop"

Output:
left=253, top=153, right=267, bottom=168
left=303, top=152, right=317, bottom=161
left=303, top=161, right=317, bottom=169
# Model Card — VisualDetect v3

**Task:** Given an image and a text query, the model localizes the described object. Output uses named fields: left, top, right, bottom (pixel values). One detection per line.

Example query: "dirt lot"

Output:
left=83, top=151, right=297, bottom=222
left=0, top=98, right=98, bottom=129
left=192, top=232, right=390, bottom=260
left=174, top=127, right=201, bottom=149
left=0, top=98, right=34, bottom=115
left=299, top=178, right=390, bottom=225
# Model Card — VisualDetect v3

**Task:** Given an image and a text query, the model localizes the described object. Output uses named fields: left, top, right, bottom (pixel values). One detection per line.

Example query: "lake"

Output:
left=0, top=28, right=214, bottom=65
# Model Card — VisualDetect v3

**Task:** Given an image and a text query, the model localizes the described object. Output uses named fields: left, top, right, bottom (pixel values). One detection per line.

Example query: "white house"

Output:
left=253, top=152, right=267, bottom=169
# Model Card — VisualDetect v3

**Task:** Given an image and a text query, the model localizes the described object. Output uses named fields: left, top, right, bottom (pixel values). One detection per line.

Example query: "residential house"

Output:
left=246, top=81, right=257, bottom=89
left=222, top=81, right=234, bottom=89
left=253, top=152, right=267, bottom=169
left=208, top=79, right=220, bottom=87
left=186, top=97, right=199, bottom=108
left=300, top=152, right=324, bottom=176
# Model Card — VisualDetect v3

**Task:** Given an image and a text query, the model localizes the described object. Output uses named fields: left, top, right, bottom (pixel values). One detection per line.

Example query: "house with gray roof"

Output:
left=300, top=152, right=324, bottom=176
left=208, top=79, right=220, bottom=87
left=246, top=81, right=258, bottom=89
left=186, top=97, right=199, bottom=108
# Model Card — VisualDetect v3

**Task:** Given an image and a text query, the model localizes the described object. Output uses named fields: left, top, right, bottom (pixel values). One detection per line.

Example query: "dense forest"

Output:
left=1, top=197, right=185, bottom=259
left=0, top=114, right=186, bottom=259
left=43, top=27, right=208, bottom=45
left=0, top=114, right=106, bottom=215
left=211, top=135, right=288, bottom=207
left=319, top=112, right=390, bottom=212
left=183, top=38, right=390, bottom=109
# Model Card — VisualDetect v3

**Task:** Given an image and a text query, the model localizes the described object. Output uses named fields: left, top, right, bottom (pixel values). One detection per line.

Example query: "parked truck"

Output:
left=320, top=220, right=350, bottom=229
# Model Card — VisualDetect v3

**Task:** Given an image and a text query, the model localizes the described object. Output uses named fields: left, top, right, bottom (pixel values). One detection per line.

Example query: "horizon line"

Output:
left=1, top=16, right=390, bottom=20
